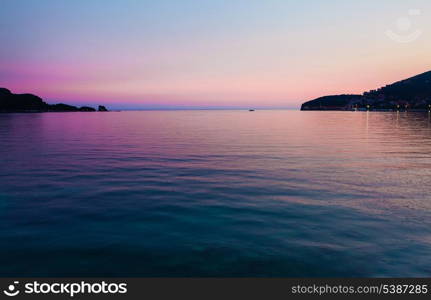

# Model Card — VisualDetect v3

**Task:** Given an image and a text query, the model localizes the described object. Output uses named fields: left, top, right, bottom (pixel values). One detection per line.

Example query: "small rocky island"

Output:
left=0, top=88, right=108, bottom=112
left=301, top=70, right=431, bottom=111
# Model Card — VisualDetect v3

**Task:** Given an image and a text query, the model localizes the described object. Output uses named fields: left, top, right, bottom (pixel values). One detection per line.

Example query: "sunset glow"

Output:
left=1, top=0, right=430, bottom=109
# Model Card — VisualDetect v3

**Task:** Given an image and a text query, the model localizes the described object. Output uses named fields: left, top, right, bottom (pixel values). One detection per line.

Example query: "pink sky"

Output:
left=1, top=0, right=430, bottom=109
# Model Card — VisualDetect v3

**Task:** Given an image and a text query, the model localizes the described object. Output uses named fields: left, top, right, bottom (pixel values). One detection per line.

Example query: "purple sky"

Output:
left=1, top=0, right=430, bottom=109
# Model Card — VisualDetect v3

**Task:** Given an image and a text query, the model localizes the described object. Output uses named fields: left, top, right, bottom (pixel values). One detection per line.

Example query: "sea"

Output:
left=0, top=110, right=430, bottom=277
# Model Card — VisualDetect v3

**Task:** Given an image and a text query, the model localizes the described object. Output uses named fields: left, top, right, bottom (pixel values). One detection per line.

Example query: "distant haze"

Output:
left=1, top=0, right=431, bottom=109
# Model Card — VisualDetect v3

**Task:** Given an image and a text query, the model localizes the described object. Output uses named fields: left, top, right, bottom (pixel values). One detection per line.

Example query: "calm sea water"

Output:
left=0, top=110, right=430, bottom=277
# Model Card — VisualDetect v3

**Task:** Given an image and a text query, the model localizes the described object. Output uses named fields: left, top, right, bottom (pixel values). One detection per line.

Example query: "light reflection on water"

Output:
left=0, top=111, right=430, bottom=277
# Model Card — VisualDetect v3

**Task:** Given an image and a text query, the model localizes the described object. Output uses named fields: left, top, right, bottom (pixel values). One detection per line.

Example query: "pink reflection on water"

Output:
left=2, top=110, right=431, bottom=216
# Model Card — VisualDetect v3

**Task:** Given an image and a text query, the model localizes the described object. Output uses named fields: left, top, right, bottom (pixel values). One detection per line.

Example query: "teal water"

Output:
left=0, top=110, right=430, bottom=277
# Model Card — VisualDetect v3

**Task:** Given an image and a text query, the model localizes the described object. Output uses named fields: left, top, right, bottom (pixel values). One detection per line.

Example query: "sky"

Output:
left=1, top=0, right=430, bottom=109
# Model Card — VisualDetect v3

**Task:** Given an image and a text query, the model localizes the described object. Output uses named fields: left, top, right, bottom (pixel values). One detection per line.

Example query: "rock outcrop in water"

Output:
left=301, top=70, right=431, bottom=111
left=0, top=88, right=106, bottom=112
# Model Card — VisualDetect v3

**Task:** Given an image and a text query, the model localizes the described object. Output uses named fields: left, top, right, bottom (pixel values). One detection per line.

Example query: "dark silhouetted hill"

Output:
left=301, top=71, right=431, bottom=111
left=301, top=95, right=362, bottom=111
left=0, top=88, right=106, bottom=112
left=0, top=88, right=48, bottom=111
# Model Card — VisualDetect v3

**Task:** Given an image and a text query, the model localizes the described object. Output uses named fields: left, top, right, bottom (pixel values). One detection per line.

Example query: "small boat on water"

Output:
left=249, top=109, right=255, bottom=112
